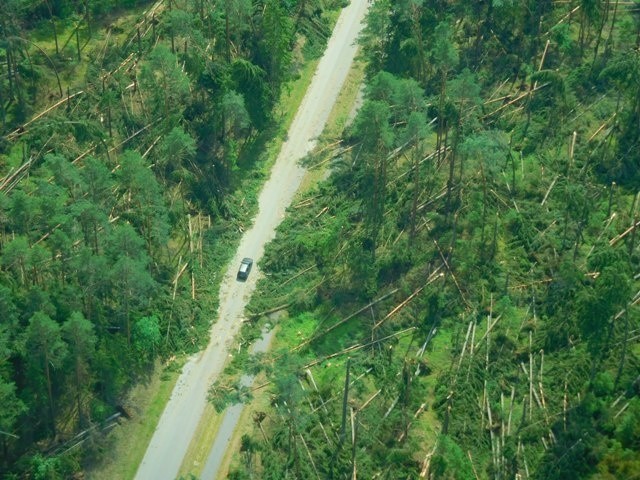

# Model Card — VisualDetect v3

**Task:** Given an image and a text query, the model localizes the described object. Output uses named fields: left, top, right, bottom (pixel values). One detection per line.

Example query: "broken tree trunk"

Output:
left=300, top=434, right=321, bottom=480
left=351, top=407, right=357, bottom=480
left=373, top=271, right=443, bottom=329
left=340, top=358, right=351, bottom=444
left=456, top=320, right=474, bottom=375
left=610, top=218, right=640, bottom=247
left=507, top=386, right=515, bottom=436
left=294, top=289, right=399, bottom=351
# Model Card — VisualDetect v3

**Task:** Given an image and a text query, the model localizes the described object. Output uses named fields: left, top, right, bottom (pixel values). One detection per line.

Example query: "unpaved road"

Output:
left=134, top=2, right=370, bottom=479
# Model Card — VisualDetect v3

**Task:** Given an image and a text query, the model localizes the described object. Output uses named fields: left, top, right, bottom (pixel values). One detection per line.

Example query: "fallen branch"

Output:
left=300, top=434, right=321, bottom=480
left=473, top=314, right=502, bottom=352
left=356, top=389, right=382, bottom=414
left=468, top=450, right=481, bottom=480
left=315, top=206, right=329, bottom=218
left=108, top=119, right=161, bottom=156
left=142, top=135, right=163, bottom=158
left=614, top=402, right=630, bottom=419
left=392, top=146, right=448, bottom=184
left=546, top=5, right=581, bottom=34
left=588, top=113, right=616, bottom=142
left=520, top=362, right=543, bottom=409
left=71, top=144, right=98, bottom=165
left=396, top=403, right=426, bottom=442
left=456, top=321, right=474, bottom=374
left=419, top=441, right=439, bottom=478
left=0, top=159, right=33, bottom=193
left=585, top=213, right=617, bottom=259
left=278, top=265, right=316, bottom=289
left=484, top=77, right=513, bottom=104
left=433, top=238, right=471, bottom=309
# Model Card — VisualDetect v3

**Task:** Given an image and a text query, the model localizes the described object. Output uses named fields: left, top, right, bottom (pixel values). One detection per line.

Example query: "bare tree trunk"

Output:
left=76, top=28, right=81, bottom=61
left=330, top=357, right=351, bottom=478
left=44, top=1, right=60, bottom=56
left=591, top=0, right=611, bottom=68
left=410, top=148, right=421, bottom=238
left=614, top=307, right=631, bottom=388
left=45, top=357, right=57, bottom=437
left=350, top=408, right=358, bottom=480
left=340, top=358, right=351, bottom=443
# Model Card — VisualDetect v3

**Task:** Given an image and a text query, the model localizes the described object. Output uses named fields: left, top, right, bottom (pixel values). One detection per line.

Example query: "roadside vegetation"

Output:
left=0, top=0, right=349, bottom=477
left=215, top=1, right=640, bottom=479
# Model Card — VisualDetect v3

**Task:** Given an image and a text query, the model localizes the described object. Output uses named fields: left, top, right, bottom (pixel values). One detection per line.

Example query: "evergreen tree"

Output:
left=23, top=312, right=67, bottom=437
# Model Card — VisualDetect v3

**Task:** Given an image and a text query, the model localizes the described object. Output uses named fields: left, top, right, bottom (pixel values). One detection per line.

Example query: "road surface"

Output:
left=134, top=1, right=371, bottom=478
left=199, top=327, right=274, bottom=480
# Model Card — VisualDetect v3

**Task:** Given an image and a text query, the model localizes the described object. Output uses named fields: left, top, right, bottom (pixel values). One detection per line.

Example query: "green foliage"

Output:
left=431, top=21, right=459, bottom=74
left=0, top=377, right=26, bottom=435
left=260, top=0, right=294, bottom=88
left=24, top=312, right=68, bottom=372
left=157, top=126, right=196, bottom=181
left=431, top=435, right=475, bottom=480
left=133, top=315, right=161, bottom=360
left=31, top=454, right=61, bottom=480
left=208, top=380, right=253, bottom=413
left=138, top=44, right=190, bottom=122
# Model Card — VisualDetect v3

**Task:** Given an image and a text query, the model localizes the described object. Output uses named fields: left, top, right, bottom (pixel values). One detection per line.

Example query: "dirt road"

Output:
left=134, top=2, right=370, bottom=478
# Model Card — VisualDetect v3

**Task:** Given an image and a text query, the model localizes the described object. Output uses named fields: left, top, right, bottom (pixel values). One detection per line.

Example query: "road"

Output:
left=134, top=1, right=370, bottom=478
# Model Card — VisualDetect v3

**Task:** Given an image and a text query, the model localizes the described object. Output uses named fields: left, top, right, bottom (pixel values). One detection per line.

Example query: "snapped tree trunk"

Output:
left=45, top=356, right=57, bottom=437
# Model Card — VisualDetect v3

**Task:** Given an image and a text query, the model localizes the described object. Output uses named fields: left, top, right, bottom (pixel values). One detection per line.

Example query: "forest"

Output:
left=2, top=0, right=640, bottom=479
left=0, top=0, right=347, bottom=477
left=209, top=0, right=640, bottom=479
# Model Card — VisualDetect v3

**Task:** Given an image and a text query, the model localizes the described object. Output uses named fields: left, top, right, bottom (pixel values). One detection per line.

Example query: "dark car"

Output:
left=237, top=257, right=253, bottom=281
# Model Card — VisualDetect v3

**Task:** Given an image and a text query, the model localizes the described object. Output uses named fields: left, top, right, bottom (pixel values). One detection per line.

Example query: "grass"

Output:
left=414, top=327, right=451, bottom=445
left=178, top=402, right=225, bottom=477
left=86, top=359, right=182, bottom=480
